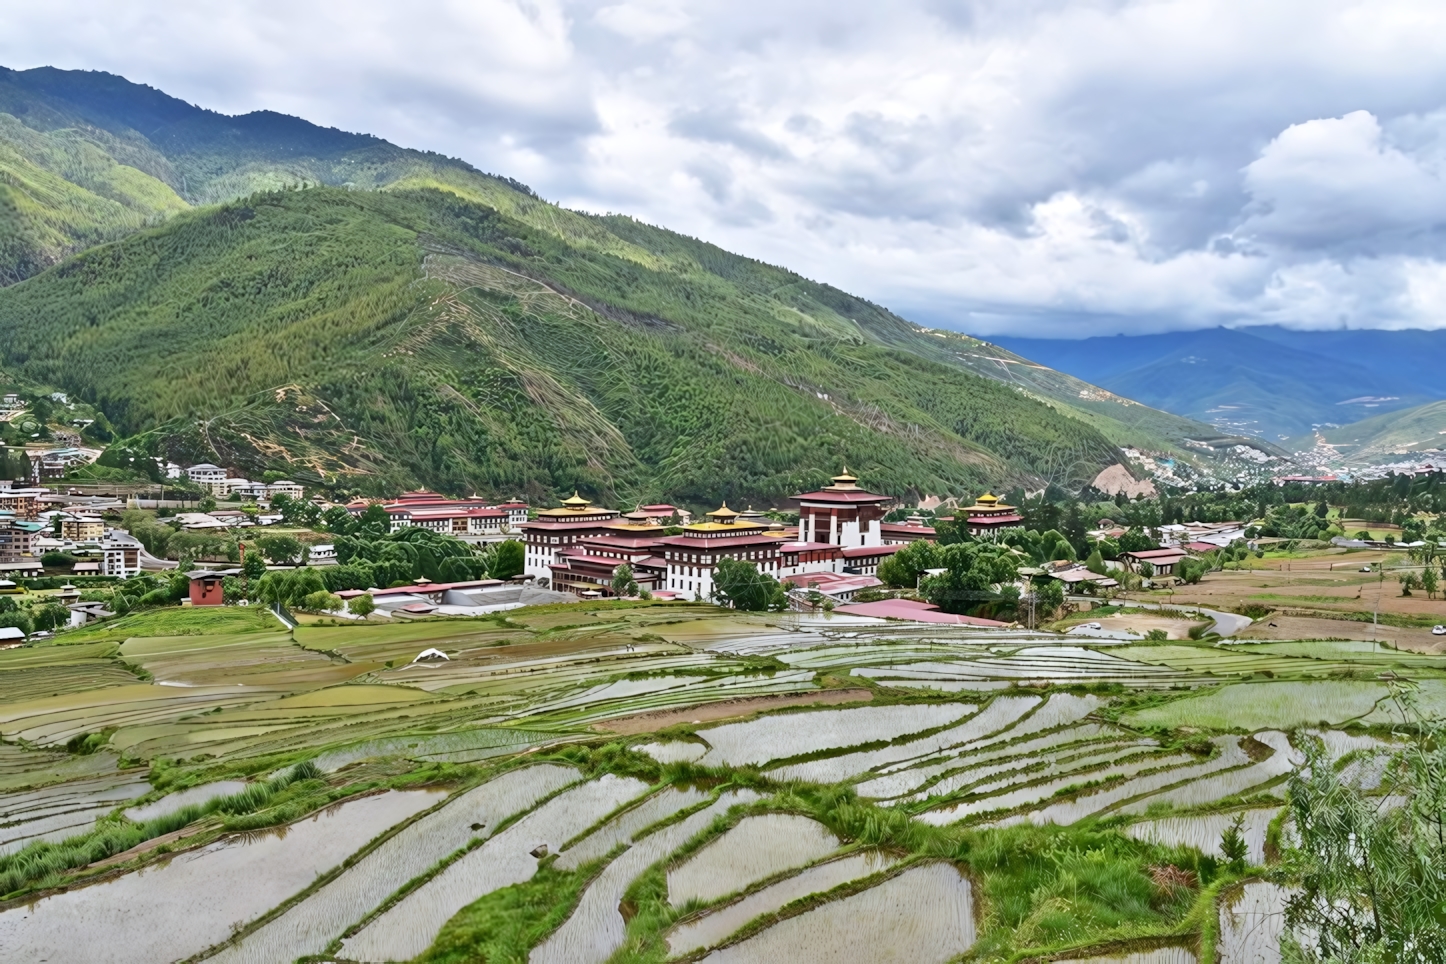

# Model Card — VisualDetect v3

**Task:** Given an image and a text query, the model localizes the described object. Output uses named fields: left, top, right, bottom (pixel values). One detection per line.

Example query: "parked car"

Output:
left=1360, top=566, right=1373, bottom=572
left=1433, top=625, right=1446, bottom=636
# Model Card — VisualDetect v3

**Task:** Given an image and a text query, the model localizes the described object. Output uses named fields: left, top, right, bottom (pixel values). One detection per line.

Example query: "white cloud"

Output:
left=8, top=0, right=1446, bottom=334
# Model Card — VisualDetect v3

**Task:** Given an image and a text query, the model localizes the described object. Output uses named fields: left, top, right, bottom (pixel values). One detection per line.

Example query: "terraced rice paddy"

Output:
left=205, top=765, right=577, bottom=964
left=668, top=814, right=840, bottom=906
left=665, top=851, right=898, bottom=956
left=341, top=774, right=650, bottom=962
left=1, top=773, right=151, bottom=854
left=699, top=862, right=975, bottom=963
left=1125, top=809, right=1278, bottom=864
left=530, top=790, right=760, bottom=964
left=0, top=601, right=1424, bottom=963
left=697, top=702, right=972, bottom=767
left=1216, top=882, right=1292, bottom=964
left=0, top=789, right=440, bottom=964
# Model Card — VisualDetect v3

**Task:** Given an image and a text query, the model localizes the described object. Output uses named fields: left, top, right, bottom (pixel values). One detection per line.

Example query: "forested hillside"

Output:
left=0, top=185, right=1131, bottom=504
left=0, top=65, right=1282, bottom=504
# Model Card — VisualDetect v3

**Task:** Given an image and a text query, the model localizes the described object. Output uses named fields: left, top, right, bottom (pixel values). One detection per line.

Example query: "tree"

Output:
left=1178, top=557, right=1209, bottom=585
left=1398, top=571, right=1420, bottom=596
left=348, top=594, right=376, bottom=618
left=256, top=534, right=305, bottom=566
left=1280, top=699, right=1446, bottom=963
left=1034, top=578, right=1065, bottom=619
left=1085, top=548, right=1107, bottom=576
left=241, top=548, right=268, bottom=584
left=878, top=539, right=938, bottom=588
left=199, top=495, right=217, bottom=513
left=611, top=563, right=639, bottom=598
left=1423, top=565, right=1439, bottom=600
left=712, top=558, right=786, bottom=611
left=920, top=541, right=1019, bottom=615
left=489, top=539, right=525, bottom=580
left=320, top=506, right=354, bottom=533
left=1219, top=814, right=1248, bottom=874
left=301, top=590, right=342, bottom=612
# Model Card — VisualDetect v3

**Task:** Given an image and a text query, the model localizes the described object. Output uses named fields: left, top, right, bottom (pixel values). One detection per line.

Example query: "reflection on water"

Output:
left=0, top=789, right=441, bottom=964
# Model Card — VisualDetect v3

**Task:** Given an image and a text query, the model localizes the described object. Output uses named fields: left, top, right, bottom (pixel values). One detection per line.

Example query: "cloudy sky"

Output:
left=7, top=0, right=1446, bottom=337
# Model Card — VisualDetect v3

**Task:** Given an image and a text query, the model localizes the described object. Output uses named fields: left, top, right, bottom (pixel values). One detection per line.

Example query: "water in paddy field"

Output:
left=666, top=851, right=899, bottom=957
left=699, top=861, right=975, bottom=964
left=0, top=774, right=151, bottom=855
left=1125, top=809, right=1278, bottom=864
left=530, top=790, right=760, bottom=964
left=698, top=702, right=974, bottom=767
left=205, top=764, right=578, bottom=964
left=554, top=785, right=710, bottom=870
left=122, top=780, right=249, bottom=822
left=667, top=813, right=840, bottom=906
left=0, top=789, right=442, bottom=964
left=1216, top=881, right=1292, bottom=964
left=342, top=773, right=650, bottom=963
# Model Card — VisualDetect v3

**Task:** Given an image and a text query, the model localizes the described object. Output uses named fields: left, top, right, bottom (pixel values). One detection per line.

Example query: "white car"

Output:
left=1434, top=625, right=1446, bottom=636
left=1360, top=566, right=1373, bottom=573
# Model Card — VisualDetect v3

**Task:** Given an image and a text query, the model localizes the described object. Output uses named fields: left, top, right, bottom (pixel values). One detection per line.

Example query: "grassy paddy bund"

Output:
left=0, top=600, right=1440, bottom=963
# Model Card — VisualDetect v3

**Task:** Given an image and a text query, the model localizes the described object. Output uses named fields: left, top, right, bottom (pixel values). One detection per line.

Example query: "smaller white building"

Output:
left=100, top=530, right=143, bottom=577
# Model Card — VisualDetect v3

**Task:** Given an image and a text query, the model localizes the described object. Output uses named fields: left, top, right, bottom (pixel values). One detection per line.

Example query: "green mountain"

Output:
left=0, top=66, right=1265, bottom=504
left=1290, top=400, right=1446, bottom=466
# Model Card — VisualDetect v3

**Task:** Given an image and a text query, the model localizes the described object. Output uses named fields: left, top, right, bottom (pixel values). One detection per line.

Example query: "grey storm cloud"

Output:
left=8, top=0, right=1446, bottom=335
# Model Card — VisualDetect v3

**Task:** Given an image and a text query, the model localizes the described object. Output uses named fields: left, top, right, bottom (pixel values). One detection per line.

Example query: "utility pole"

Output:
left=1373, top=562, right=1382, bottom=642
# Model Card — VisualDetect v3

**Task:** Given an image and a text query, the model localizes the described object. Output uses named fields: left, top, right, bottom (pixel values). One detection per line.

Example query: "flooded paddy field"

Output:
left=0, top=600, right=1433, bottom=962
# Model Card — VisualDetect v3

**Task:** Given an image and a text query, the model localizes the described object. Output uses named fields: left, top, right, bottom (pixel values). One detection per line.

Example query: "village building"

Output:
left=187, top=569, right=238, bottom=606
left=60, top=516, right=105, bottom=542
left=792, top=470, right=893, bottom=547
left=1119, top=547, right=1188, bottom=578
left=881, top=521, right=937, bottom=544
left=0, top=510, right=43, bottom=565
left=781, top=570, right=882, bottom=602
left=0, top=484, right=48, bottom=520
left=659, top=504, right=784, bottom=601
left=956, top=493, right=1025, bottom=538
left=100, top=530, right=143, bottom=578
left=185, top=463, right=229, bottom=494
left=777, top=540, right=844, bottom=578
left=521, top=493, right=623, bottom=578
left=549, top=529, right=668, bottom=597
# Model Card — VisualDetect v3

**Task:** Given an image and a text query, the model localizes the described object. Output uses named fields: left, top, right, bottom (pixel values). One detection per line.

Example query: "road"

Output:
left=1068, top=596, right=1252, bottom=637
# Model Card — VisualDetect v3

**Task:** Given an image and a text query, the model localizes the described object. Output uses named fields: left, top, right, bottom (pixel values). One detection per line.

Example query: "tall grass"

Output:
left=0, top=761, right=322, bottom=897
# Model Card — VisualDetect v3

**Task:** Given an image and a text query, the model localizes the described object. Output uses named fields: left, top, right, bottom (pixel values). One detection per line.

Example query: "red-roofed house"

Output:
left=782, top=570, right=882, bottom=601
left=959, top=493, right=1025, bottom=538
left=1119, top=547, right=1188, bottom=577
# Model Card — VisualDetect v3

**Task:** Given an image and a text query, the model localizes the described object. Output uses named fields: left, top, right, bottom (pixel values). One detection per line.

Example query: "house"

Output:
left=185, top=464, right=229, bottom=494
left=60, top=516, right=105, bottom=542
left=0, top=486, right=48, bottom=520
left=792, top=471, right=893, bottom=548
left=267, top=480, right=305, bottom=500
left=495, top=501, right=531, bottom=526
left=1118, top=548, right=1188, bottom=578
left=658, top=504, right=785, bottom=601
left=0, top=511, right=42, bottom=562
left=187, top=569, right=239, bottom=606
left=0, top=626, right=25, bottom=645
left=100, top=530, right=143, bottom=577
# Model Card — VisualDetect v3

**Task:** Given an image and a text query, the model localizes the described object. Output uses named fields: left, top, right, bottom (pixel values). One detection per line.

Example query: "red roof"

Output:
left=337, top=578, right=504, bottom=599
left=1184, top=541, right=1220, bottom=553
left=834, top=598, right=1010, bottom=627
left=782, top=571, right=882, bottom=593
left=842, top=544, right=902, bottom=558
left=792, top=490, right=893, bottom=504
left=1121, top=548, right=1188, bottom=560
left=881, top=522, right=936, bottom=536
left=657, top=534, right=781, bottom=549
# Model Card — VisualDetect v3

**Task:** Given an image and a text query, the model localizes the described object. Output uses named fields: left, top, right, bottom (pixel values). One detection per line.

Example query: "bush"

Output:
left=348, top=594, right=376, bottom=617
left=301, top=590, right=342, bottom=612
left=1145, top=628, right=1169, bottom=641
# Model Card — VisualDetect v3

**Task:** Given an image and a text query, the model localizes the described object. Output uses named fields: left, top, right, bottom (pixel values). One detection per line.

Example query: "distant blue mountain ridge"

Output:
left=991, top=327, right=1446, bottom=441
